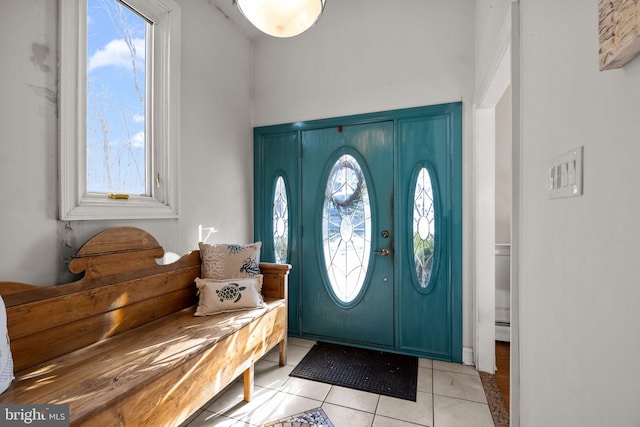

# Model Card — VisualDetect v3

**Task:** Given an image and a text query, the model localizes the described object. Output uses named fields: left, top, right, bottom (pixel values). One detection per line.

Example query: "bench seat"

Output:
left=0, top=299, right=286, bottom=426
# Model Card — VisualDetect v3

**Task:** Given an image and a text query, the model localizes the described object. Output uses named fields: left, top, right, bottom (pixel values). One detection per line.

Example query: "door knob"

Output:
left=374, top=248, right=390, bottom=256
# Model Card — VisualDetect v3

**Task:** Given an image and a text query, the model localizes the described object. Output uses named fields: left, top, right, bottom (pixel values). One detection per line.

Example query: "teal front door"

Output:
left=253, top=103, right=462, bottom=361
left=301, top=122, right=395, bottom=347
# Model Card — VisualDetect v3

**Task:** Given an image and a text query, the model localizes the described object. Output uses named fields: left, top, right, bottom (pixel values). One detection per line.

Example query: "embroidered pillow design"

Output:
left=198, top=242, right=261, bottom=279
left=216, top=282, right=246, bottom=303
left=194, top=276, right=265, bottom=316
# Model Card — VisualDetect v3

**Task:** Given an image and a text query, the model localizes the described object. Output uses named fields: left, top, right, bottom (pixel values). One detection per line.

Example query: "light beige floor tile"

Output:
left=417, top=367, right=433, bottom=394
left=376, top=392, right=433, bottom=426
left=279, top=376, right=332, bottom=401
left=202, top=383, right=276, bottom=415
left=287, top=337, right=316, bottom=348
left=325, top=386, right=380, bottom=413
left=433, top=395, right=494, bottom=427
left=206, top=383, right=277, bottom=425
left=433, top=360, right=478, bottom=376
left=372, top=415, right=427, bottom=427
left=257, top=391, right=323, bottom=424
left=261, top=346, right=281, bottom=364
left=433, top=370, right=487, bottom=404
left=186, top=411, right=251, bottom=427
left=254, top=360, right=295, bottom=389
left=418, top=358, right=433, bottom=369
left=192, top=341, right=496, bottom=427
left=203, top=382, right=245, bottom=413
left=262, top=342, right=310, bottom=366
left=322, top=403, right=375, bottom=427
left=179, top=408, right=204, bottom=427
left=284, top=343, right=313, bottom=365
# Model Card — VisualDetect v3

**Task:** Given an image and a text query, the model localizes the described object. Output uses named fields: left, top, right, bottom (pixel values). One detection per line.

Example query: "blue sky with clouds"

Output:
left=86, top=0, right=147, bottom=195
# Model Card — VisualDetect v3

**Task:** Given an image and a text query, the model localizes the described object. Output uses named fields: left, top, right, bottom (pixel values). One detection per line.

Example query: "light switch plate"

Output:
left=549, top=146, right=583, bottom=199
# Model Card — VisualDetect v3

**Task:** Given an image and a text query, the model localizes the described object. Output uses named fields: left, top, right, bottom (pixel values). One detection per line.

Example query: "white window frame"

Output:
left=59, top=0, right=180, bottom=220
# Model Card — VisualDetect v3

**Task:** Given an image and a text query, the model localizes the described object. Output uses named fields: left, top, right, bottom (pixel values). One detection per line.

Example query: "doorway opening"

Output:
left=474, top=3, right=519, bottom=425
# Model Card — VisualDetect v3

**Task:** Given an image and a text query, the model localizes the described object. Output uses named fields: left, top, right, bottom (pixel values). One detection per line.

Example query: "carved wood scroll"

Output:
left=599, top=0, right=640, bottom=70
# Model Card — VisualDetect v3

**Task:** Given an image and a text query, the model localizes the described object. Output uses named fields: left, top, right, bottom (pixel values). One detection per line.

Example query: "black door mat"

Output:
left=289, top=342, right=418, bottom=401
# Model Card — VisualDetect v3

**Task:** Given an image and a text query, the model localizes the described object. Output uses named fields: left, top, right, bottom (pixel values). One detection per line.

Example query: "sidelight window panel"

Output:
left=413, top=166, right=436, bottom=289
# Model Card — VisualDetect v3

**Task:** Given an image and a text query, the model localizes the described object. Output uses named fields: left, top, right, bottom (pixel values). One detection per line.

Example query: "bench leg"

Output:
left=243, top=364, right=254, bottom=402
left=279, top=338, right=287, bottom=367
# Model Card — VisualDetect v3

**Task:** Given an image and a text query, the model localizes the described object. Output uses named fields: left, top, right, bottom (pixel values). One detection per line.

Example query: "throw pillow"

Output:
left=194, top=275, right=265, bottom=316
left=0, top=295, right=14, bottom=394
left=198, top=242, right=261, bottom=279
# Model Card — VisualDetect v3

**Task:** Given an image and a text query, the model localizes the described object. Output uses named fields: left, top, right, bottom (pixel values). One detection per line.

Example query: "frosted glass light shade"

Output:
left=235, top=0, right=325, bottom=38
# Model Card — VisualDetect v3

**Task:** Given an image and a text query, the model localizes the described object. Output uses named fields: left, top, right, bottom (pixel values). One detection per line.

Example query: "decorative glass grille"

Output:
left=413, top=167, right=436, bottom=288
left=322, top=154, right=371, bottom=304
left=272, top=176, right=289, bottom=264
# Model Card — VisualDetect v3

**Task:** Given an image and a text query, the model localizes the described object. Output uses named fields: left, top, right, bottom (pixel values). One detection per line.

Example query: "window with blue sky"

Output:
left=87, top=0, right=148, bottom=195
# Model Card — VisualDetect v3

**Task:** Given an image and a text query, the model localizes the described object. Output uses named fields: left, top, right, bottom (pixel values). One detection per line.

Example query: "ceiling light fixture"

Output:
left=234, top=0, right=326, bottom=38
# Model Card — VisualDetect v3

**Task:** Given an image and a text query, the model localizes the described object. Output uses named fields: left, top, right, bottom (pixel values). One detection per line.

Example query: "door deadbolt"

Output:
left=381, top=230, right=390, bottom=238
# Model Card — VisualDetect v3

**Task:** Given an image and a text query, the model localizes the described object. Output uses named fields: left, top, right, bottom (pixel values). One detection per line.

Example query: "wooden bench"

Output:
left=0, top=227, right=290, bottom=426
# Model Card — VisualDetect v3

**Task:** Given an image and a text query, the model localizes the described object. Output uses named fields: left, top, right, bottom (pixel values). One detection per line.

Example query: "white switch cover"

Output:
left=549, top=146, right=583, bottom=199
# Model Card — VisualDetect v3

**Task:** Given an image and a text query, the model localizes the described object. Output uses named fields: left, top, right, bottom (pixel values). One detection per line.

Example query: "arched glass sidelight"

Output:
left=413, top=166, right=437, bottom=288
left=322, top=154, right=372, bottom=304
left=272, top=176, right=289, bottom=264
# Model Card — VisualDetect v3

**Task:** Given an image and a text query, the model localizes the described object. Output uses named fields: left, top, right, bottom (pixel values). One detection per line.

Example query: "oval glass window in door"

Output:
left=322, top=154, right=372, bottom=304
left=413, top=166, right=437, bottom=289
left=272, top=176, right=289, bottom=264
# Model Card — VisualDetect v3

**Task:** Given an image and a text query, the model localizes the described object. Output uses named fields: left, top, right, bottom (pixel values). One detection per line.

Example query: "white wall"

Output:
left=252, top=0, right=476, bottom=355
left=520, top=0, right=640, bottom=425
left=475, top=0, right=513, bottom=92
left=253, top=0, right=474, bottom=125
left=495, top=85, right=512, bottom=244
left=0, top=0, right=253, bottom=285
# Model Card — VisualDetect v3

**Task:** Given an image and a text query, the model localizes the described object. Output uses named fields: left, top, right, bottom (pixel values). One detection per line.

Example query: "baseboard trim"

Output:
left=463, top=346, right=475, bottom=366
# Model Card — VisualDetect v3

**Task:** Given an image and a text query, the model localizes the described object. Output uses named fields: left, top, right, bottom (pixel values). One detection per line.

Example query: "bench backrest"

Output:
left=0, top=227, right=202, bottom=372
left=0, top=227, right=290, bottom=373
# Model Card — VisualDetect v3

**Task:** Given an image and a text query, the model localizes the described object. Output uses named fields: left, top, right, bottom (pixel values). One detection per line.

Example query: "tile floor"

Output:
left=181, top=338, right=495, bottom=427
